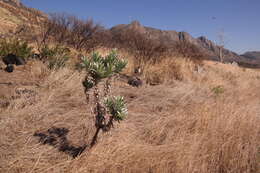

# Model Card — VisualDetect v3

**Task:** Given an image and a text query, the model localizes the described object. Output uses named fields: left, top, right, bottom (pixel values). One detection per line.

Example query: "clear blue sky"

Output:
left=21, top=0, right=260, bottom=54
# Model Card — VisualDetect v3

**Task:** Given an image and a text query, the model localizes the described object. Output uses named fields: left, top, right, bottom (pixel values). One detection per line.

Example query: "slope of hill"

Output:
left=0, top=0, right=46, bottom=36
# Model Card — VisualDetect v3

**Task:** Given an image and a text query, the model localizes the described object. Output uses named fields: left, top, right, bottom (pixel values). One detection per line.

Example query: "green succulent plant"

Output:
left=82, top=50, right=127, bottom=85
left=82, top=50, right=128, bottom=147
left=212, top=85, right=225, bottom=95
left=104, top=96, right=128, bottom=121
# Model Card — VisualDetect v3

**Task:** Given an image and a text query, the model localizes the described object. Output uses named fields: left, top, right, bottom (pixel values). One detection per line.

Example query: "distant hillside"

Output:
left=242, top=51, right=260, bottom=59
left=110, top=21, right=240, bottom=60
left=111, top=21, right=260, bottom=68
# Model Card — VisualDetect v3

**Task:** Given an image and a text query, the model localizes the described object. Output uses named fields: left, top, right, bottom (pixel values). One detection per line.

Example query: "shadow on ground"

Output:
left=34, top=127, right=88, bottom=158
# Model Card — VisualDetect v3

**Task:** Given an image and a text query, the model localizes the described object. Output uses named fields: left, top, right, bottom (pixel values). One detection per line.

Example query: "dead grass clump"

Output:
left=143, top=58, right=182, bottom=85
left=143, top=56, right=198, bottom=85
left=119, top=48, right=202, bottom=85
left=179, top=100, right=259, bottom=173
left=25, top=60, right=50, bottom=79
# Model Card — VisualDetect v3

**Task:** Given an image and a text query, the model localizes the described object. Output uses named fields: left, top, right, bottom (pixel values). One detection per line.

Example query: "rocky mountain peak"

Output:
left=197, top=36, right=217, bottom=52
left=128, top=20, right=146, bottom=33
left=130, top=20, right=141, bottom=27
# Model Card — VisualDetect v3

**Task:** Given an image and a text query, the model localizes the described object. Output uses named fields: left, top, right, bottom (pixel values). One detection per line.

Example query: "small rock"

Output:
left=128, top=77, right=143, bottom=87
left=5, top=64, right=14, bottom=73
left=231, top=61, right=238, bottom=67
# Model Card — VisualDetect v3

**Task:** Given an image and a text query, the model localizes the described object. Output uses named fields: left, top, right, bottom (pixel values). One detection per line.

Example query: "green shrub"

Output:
left=212, top=85, right=225, bottom=95
left=39, top=45, right=70, bottom=69
left=0, top=38, right=33, bottom=59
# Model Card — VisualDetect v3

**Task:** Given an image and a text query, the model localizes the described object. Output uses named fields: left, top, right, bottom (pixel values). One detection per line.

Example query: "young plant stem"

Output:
left=90, top=84, right=105, bottom=147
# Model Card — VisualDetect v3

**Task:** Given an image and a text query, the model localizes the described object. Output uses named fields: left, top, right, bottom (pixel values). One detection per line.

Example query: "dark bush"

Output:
left=112, top=28, right=168, bottom=66
left=0, top=38, right=34, bottom=60
left=37, top=13, right=108, bottom=52
left=173, top=40, right=207, bottom=63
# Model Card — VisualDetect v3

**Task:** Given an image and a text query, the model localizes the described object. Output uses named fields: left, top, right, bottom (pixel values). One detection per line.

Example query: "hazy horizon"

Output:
left=21, top=0, right=260, bottom=54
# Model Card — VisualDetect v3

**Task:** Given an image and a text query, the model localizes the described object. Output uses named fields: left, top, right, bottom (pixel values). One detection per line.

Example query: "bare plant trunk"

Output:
left=90, top=127, right=101, bottom=147
left=90, top=85, right=104, bottom=147
left=219, top=46, right=223, bottom=63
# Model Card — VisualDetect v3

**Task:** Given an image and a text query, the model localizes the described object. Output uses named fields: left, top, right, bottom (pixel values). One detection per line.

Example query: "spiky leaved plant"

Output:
left=81, top=50, right=128, bottom=147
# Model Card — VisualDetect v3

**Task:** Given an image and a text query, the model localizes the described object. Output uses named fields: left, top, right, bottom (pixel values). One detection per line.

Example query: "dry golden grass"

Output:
left=0, top=56, right=259, bottom=173
left=142, top=57, right=197, bottom=84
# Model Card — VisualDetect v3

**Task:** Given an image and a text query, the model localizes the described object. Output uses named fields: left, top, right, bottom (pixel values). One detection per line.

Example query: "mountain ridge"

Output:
left=242, top=51, right=260, bottom=59
left=111, top=21, right=260, bottom=68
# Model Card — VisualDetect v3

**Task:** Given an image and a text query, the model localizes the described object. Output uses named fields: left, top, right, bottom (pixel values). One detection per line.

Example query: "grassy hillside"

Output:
left=0, top=4, right=21, bottom=33
left=0, top=55, right=259, bottom=172
left=0, top=1, right=45, bottom=35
